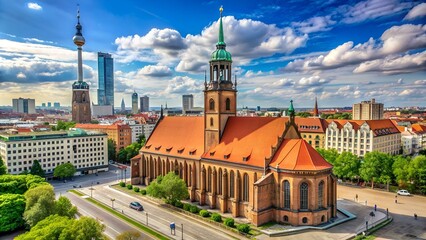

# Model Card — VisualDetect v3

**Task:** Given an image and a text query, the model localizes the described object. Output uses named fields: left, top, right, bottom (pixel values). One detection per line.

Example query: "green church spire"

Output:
left=289, top=100, right=295, bottom=114
left=217, top=6, right=225, bottom=46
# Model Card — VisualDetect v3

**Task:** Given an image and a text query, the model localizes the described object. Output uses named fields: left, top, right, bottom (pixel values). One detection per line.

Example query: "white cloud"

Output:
left=404, top=3, right=426, bottom=20
left=353, top=51, right=426, bottom=74
left=285, top=24, right=426, bottom=73
left=16, top=72, right=26, bottom=79
left=414, top=80, right=426, bottom=85
left=27, top=2, right=42, bottom=10
left=396, top=78, right=403, bottom=84
left=137, top=65, right=172, bottom=77
left=164, top=76, right=203, bottom=94
left=339, top=0, right=412, bottom=24
left=272, top=78, right=294, bottom=87
left=292, top=16, right=336, bottom=34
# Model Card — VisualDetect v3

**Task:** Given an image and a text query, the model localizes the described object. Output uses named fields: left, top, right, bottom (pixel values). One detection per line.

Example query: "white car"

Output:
left=397, top=190, right=410, bottom=196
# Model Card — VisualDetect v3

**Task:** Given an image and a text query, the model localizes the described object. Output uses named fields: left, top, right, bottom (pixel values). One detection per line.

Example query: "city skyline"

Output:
left=0, top=0, right=425, bottom=108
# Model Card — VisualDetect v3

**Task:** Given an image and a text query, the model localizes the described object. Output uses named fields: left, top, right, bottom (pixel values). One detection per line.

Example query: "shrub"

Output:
left=190, top=205, right=200, bottom=214
left=174, top=201, right=183, bottom=208
left=211, top=213, right=222, bottom=222
left=133, top=187, right=140, bottom=192
left=119, top=182, right=125, bottom=187
left=224, top=218, right=235, bottom=228
left=183, top=203, right=191, bottom=211
left=141, top=189, right=147, bottom=195
left=199, top=210, right=210, bottom=217
left=126, top=184, right=133, bottom=190
left=237, top=224, right=250, bottom=234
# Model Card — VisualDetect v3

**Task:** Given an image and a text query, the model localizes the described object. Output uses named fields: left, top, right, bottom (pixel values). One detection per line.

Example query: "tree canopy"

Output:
left=16, top=215, right=105, bottom=240
left=0, top=194, right=26, bottom=232
left=0, top=156, right=6, bottom=175
left=116, top=230, right=141, bottom=240
left=53, top=163, right=76, bottom=179
left=52, top=121, right=76, bottom=131
left=117, top=135, right=146, bottom=163
left=30, top=160, right=45, bottom=178
left=0, top=174, right=46, bottom=194
left=54, top=196, right=77, bottom=218
left=108, top=139, right=117, bottom=161
left=333, top=151, right=360, bottom=180
left=24, top=184, right=56, bottom=227
left=146, top=172, right=189, bottom=204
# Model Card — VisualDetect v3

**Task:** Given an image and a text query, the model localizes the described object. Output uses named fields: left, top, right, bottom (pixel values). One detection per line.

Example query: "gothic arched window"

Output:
left=243, top=173, right=249, bottom=202
left=218, top=169, right=222, bottom=195
left=318, top=181, right=324, bottom=208
left=229, top=171, right=235, bottom=198
left=226, top=98, right=231, bottom=111
left=207, top=167, right=212, bottom=192
left=82, top=93, right=86, bottom=102
left=284, top=180, right=290, bottom=209
left=210, top=117, right=214, bottom=127
left=209, top=99, right=215, bottom=110
left=300, top=182, right=309, bottom=210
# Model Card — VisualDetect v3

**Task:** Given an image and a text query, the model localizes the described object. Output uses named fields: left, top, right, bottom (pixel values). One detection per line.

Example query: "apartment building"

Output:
left=76, top=123, right=132, bottom=151
left=0, top=129, right=108, bottom=175
left=325, top=119, right=400, bottom=156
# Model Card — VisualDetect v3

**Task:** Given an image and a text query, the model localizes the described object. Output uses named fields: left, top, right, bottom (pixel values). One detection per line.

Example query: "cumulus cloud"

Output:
left=164, top=76, right=203, bottom=94
left=137, top=65, right=172, bottom=77
left=292, top=16, right=336, bottom=34
left=404, top=3, right=426, bottom=20
left=27, top=2, right=42, bottom=10
left=414, top=80, right=426, bottom=85
left=339, top=0, right=412, bottom=24
left=115, top=16, right=307, bottom=72
left=295, top=75, right=330, bottom=88
left=272, top=78, right=294, bottom=87
left=16, top=72, right=26, bottom=79
left=285, top=24, right=426, bottom=73
left=353, top=51, right=426, bottom=74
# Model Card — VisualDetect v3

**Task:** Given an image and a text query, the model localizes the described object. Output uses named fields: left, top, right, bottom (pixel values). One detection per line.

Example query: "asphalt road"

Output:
left=66, top=192, right=150, bottom=240
left=337, top=184, right=426, bottom=240
left=78, top=184, right=239, bottom=240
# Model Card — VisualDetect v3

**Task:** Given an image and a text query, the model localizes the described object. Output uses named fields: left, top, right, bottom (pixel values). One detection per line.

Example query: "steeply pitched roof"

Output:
left=270, top=139, right=332, bottom=171
left=326, top=119, right=400, bottom=136
left=294, top=117, right=328, bottom=133
left=412, top=124, right=426, bottom=134
left=142, top=116, right=204, bottom=159
left=202, top=117, right=287, bottom=168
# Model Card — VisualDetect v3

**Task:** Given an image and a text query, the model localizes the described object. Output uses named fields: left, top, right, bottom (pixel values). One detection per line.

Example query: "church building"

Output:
left=131, top=7, right=337, bottom=226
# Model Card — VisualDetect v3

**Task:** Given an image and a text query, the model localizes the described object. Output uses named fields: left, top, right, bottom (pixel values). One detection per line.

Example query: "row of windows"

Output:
left=7, top=157, right=105, bottom=167
left=6, top=137, right=105, bottom=148
left=8, top=161, right=106, bottom=174
left=283, top=181, right=324, bottom=210
left=208, top=98, right=232, bottom=111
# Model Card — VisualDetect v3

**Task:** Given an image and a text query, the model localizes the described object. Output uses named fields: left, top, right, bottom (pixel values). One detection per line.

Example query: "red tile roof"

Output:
left=326, top=119, right=400, bottom=136
left=412, top=124, right=426, bottom=134
left=76, top=123, right=131, bottom=130
left=270, top=139, right=332, bottom=171
left=294, top=117, right=328, bottom=133
left=142, top=116, right=204, bottom=159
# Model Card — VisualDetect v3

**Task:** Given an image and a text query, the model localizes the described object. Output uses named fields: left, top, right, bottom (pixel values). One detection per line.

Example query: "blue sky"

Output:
left=0, top=0, right=425, bottom=108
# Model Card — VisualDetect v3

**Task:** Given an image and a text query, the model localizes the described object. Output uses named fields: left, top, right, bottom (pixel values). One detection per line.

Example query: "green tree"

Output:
left=407, top=155, right=426, bottom=194
left=54, top=196, right=77, bottom=218
left=137, top=135, right=146, bottom=145
left=30, top=160, right=45, bottom=178
left=116, top=230, right=141, bottom=240
left=24, top=184, right=55, bottom=227
left=0, top=174, right=46, bottom=194
left=393, top=155, right=409, bottom=187
left=147, top=172, right=188, bottom=203
left=0, top=194, right=26, bottom=233
left=108, top=139, right=117, bottom=161
left=333, top=151, right=360, bottom=180
left=316, top=148, right=339, bottom=165
left=53, top=163, right=76, bottom=179
left=53, top=121, right=76, bottom=131
left=360, top=151, right=387, bottom=188
left=296, top=112, right=312, bottom=118
left=0, top=156, right=6, bottom=175
left=61, top=216, right=105, bottom=240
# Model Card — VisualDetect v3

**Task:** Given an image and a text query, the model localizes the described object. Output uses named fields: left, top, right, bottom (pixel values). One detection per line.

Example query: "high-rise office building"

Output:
left=53, top=102, right=60, bottom=108
left=121, top=98, right=125, bottom=112
left=97, top=52, right=114, bottom=109
left=71, top=8, right=91, bottom=123
left=12, top=98, right=36, bottom=114
left=140, top=95, right=149, bottom=112
left=182, top=94, right=193, bottom=114
left=132, top=91, right=138, bottom=114
left=352, top=98, right=384, bottom=120
left=47, top=102, right=51, bottom=108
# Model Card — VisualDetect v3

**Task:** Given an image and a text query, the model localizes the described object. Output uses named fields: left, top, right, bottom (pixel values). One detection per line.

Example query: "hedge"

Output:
left=183, top=203, right=192, bottom=211
left=126, top=184, right=133, bottom=190
left=141, top=189, right=147, bottom=195
left=237, top=224, right=250, bottom=233
left=211, top=213, right=222, bottom=222
left=189, top=205, right=200, bottom=214
left=174, top=201, right=183, bottom=208
left=199, top=209, right=210, bottom=217
left=133, top=187, right=140, bottom=192
left=119, top=182, right=126, bottom=187
left=224, top=218, right=235, bottom=228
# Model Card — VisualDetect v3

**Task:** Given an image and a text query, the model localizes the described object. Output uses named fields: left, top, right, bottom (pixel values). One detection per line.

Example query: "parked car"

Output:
left=397, top=190, right=410, bottom=196
left=129, top=201, right=144, bottom=211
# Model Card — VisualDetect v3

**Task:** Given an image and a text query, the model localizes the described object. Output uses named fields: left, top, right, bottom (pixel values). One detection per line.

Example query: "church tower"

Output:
left=71, top=8, right=91, bottom=123
left=313, top=96, right=319, bottom=117
left=204, top=6, right=237, bottom=151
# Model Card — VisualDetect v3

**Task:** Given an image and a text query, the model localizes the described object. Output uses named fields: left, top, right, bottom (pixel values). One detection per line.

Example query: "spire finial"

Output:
left=217, top=5, right=225, bottom=46
left=77, top=4, right=80, bottom=23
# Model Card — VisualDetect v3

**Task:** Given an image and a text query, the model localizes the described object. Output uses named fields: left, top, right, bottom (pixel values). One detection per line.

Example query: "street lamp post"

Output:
left=124, top=168, right=127, bottom=184
left=181, top=223, right=183, bottom=240
left=111, top=198, right=115, bottom=209
left=146, top=212, right=148, bottom=226
left=90, top=182, right=93, bottom=198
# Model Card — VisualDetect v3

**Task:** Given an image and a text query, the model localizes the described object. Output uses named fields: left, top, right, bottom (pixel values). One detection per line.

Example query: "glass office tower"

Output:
left=97, top=52, right=114, bottom=109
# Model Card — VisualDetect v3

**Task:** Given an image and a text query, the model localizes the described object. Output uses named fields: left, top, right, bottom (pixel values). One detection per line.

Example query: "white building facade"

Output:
left=325, top=120, right=401, bottom=157
left=0, top=129, right=108, bottom=175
